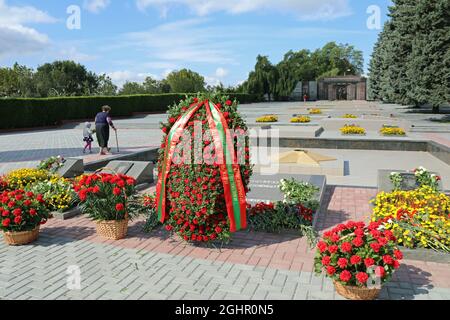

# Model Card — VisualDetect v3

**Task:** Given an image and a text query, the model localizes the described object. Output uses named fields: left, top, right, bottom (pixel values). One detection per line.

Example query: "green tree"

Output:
left=0, top=63, right=36, bottom=97
left=406, top=0, right=450, bottom=113
left=119, top=81, right=146, bottom=95
left=166, top=69, right=205, bottom=93
left=247, top=55, right=278, bottom=101
left=95, top=74, right=117, bottom=96
left=34, top=60, right=98, bottom=97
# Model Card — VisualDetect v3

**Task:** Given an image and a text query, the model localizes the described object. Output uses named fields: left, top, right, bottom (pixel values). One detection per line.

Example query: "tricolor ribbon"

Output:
left=155, top=100, right=247, bottom=232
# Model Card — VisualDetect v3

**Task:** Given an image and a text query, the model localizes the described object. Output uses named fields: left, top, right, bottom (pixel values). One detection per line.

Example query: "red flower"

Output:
left=169, top=117, right=176, bottom=124
left=375, top=266, right=385, bottom=278
left=225, top=100, right=232, bottom=106
left=339, top=270, right=352, bottom=282
left=350, top=255, right=362, bottom=265
left=393, top=260, right=400, bottom=269
left=29, top=209, right=37, bottom=216
left=352, top=237, right=364, bottom=247
left=317, top=241, right=328, bottom=253
left=2, top=210, right=9, bottom=217
left=356, top=272, right=369, bottom=284
left=340, top=242, right=352, bottom=253
left=337, top=258, right=348, bottom=268
left=370, top=243, right=381, bottom=253
left=193, top=98, right=199, bottom=103
left=23, top=200, right=32, bottom=207
left=13, top=208, right=22, bottom=216
left=394, top=250, right=403, bottom=260
left=14, top=216, right=22, bottom=224
left=2, top=218, right=10, bottom=227
left=113, top=187, right=121, bottom=196
left=321, top=256, right=331, bottom=266
left=382, top=255, right=394, bottom=265
left=165, top=225, right=173, bottom=231
left=326, top=266, right=336, bottom=276
left=364, top=258, right=375, bottom=267
left=215, top=226, right=222, bottom=233
left=92, top=186, right=100, bottom=194
left=162, top=127, right=168, bottom=134
left=115, top=203, right=125, bottom=211
left=354, top=228, right=364, bottom=237
left=328, top=245, right=339, bottom=254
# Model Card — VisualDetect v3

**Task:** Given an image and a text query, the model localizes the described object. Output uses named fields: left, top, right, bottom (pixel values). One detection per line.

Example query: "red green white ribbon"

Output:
left=155, top=100, right=247, bottom=232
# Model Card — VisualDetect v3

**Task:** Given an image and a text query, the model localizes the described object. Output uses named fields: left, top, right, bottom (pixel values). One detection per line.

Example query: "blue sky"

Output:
left=0, top=0, right=391, bottom=87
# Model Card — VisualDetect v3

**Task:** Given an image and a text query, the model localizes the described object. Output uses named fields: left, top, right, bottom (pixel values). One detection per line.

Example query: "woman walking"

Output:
left=95, top=105, right=117, bottom=155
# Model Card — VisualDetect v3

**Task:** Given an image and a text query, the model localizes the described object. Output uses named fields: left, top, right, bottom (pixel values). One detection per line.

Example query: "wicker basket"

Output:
left=334, top=281, right=381, bottom=300
left=95, top=218, right=128, bottom=240
left=3, top=226, right=40, bottom=246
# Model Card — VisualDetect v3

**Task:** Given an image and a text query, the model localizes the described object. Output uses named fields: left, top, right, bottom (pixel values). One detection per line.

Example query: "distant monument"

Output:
left=292, top=76, right=367, bottom=101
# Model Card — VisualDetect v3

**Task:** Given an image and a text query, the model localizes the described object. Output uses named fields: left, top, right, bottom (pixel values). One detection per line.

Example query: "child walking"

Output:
left=83, top=122, right=94, bottom=154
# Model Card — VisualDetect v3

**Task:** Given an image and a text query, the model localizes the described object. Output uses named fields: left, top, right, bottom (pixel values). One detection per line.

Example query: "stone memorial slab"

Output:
left=247, top=173, right=326, bottom=204
left=102, top=161, right=154, bottom=185
left=56, top=158, right=84, bottom=178
left=378, top=169, right=443, bottom=193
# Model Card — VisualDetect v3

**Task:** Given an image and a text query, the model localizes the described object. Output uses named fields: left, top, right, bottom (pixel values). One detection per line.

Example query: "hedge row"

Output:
left=0, top=93, right=260, bottom=129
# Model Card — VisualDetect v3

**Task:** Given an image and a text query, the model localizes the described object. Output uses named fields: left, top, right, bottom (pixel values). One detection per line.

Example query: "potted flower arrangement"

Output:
left=73, top=173, right=137, bottom=240
left=314, top=220, right=403, bottom=300
left=0, top=190, right=50, bottom=245
left=256, top=115, right=278, bottom=123
left=290, top=116, right=311, bottom=123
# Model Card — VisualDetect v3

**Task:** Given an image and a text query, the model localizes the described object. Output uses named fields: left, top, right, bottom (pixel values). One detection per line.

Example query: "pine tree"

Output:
left=406, top=0, right=450, bottom=113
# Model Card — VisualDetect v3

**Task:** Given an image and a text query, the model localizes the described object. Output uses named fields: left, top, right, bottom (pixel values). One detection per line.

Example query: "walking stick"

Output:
left=115, top=130, right=120, bottom=153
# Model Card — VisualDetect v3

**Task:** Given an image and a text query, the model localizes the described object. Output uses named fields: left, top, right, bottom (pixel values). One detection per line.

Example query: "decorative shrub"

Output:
left=371, top=186, right=450, bottom=252
left=0, top=190, right=50, bottom=232
left=256, top=115, right=278, bottom=123
left=29, top=177, right=74, bottom=213
left=156, top=94, right=253, bottom=243
left=73, top=173, right=138, bottom=221
left=380, top=127, right=406, bottom=136
left=5, top=168, right=52, bottom=190
left=314, top=221, right=403, bottom=287
left=37, top=156, right=65, bottom=174
left=309, top=109, right=322, bottom=115
left=0, top=93, right=261, bottom=130
left=342, top=114, right=358, bottom=119
left=340, top=124, right=366, bottom=135
left=279, top=178, right=319, bottom=211
left=290, top=116, right=311, bottom=123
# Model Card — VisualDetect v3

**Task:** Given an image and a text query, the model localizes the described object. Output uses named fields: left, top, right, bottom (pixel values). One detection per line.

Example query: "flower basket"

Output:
left=333, top=280, right=381, bottom=300
left=3, top=226, right=40, bottom=245
left=95, top=218, right=128, bottom=240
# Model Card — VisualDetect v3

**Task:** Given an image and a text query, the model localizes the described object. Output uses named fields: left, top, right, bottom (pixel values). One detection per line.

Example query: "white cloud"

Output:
left=0, top=0, right=55, bottom=58
left=123, top=19, right=234, bottom=64
left=107, top=70, right=158, bottom=87
left=83, top=0, right=111, bottom=13
left=136, top=0, right=352, bottom=20
left=58, top=47, right=98, bottom=62
left=215, top=67, right=228, bottom=78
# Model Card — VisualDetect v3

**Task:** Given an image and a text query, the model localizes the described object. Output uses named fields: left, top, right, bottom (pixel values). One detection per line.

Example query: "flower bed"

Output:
left=256, top=115, right=278, bottom=123
left=4, top=168, right=52, bottom=190
left=371, top=186, right=450, bottom=252
left=309, top=108, right=322, bottom=115
left=380, top=127, right=406, bottom=136
left=340, top=124, right=366, bottom=135
left=314, top=220, right=402, bottom=299
left=290, top=116, right=311, bottom=123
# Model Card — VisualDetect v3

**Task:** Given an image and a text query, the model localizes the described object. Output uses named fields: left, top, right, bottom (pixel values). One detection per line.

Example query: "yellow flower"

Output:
left=256, top=115, right=278, bottom=123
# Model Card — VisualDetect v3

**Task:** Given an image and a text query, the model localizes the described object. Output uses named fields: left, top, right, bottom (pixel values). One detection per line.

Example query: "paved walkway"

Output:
left=1, top=186, right=449, bottom=300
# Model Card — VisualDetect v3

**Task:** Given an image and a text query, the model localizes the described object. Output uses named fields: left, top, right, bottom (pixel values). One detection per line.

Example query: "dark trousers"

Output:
left=96, top=123, right=110, bottom=148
